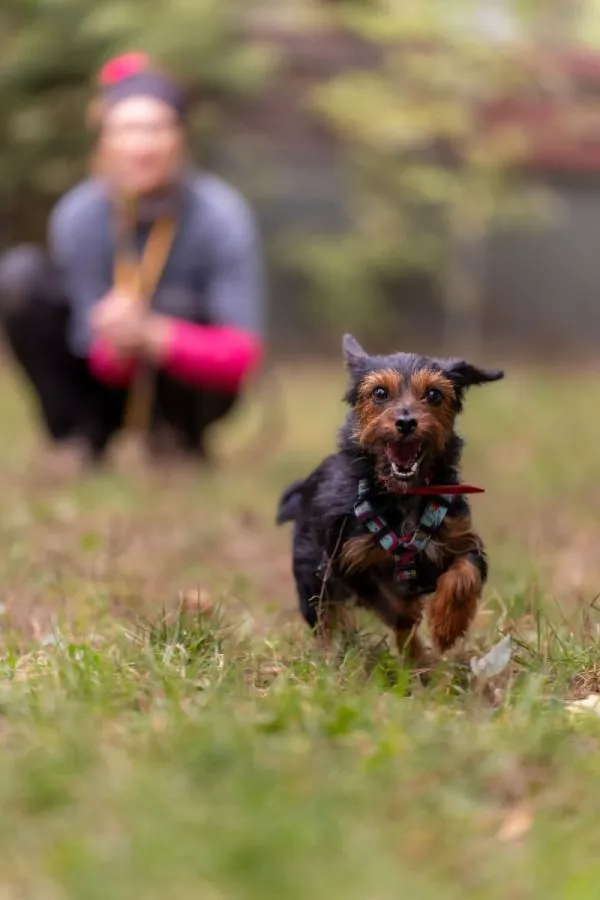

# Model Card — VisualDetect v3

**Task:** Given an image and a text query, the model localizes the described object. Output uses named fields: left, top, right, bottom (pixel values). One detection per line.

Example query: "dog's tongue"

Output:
left=387, top=441, right=420, bottom=467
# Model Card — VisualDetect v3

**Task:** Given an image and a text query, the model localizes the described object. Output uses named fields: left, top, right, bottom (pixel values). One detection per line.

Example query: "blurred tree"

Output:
left=282, top=0, right=582, bottom=352
left=0, top=0, right=275, bottom=243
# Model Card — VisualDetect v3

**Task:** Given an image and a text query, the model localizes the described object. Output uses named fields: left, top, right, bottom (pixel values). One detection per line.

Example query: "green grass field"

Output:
left=0, top=360, right=599, bottom=899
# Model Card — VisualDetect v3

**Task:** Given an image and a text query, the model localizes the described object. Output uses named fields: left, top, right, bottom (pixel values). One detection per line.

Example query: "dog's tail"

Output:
left=276, top=478, right=306, bottom=525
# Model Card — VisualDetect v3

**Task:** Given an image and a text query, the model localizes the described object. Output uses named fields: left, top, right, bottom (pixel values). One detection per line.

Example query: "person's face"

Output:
left=100, top=95, right=184, bottom=195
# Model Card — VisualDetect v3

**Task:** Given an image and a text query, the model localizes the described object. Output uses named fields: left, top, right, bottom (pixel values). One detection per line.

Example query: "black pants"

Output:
left=0, top=246, right=237, bottom=461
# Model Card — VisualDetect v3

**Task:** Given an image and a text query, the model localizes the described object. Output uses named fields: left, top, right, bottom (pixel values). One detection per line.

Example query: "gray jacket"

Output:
left=48, top=172, right=265, bottom=356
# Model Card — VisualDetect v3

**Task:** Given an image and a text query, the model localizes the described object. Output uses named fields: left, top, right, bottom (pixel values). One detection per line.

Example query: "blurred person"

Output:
left=0, top=57, right=264, bottom=474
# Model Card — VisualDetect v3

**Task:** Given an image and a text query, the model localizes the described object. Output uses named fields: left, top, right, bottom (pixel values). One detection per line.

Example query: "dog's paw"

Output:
left=427, top=557, right=481, bottom=651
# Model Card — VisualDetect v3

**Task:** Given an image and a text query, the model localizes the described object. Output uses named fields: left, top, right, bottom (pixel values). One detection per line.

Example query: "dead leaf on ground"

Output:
left=565, top=693, right=600, bottom=718
left=470, top=635, right=513, bottom=680
left=179, top=588, right=214, bottom=616
left=497, top=803, right=533, bottom=842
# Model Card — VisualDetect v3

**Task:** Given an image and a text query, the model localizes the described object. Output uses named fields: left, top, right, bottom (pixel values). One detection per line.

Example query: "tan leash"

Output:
left=113, top=214, right=177, bottom=431
left=112, top=208, right=286, bottom=458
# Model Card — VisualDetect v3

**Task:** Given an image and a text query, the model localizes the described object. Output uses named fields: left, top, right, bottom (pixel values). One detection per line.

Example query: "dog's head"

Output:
left=342, top=334, right=503, bottom=492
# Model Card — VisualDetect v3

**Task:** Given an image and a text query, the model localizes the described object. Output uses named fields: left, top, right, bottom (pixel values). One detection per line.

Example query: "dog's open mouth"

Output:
left=385, top=440, right=424, bottom=481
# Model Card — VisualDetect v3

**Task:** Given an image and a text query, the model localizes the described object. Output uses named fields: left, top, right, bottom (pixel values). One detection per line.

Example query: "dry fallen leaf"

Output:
left=180, top=588, right=214, bottom=616
left=565, top=693, right=600, bottom=717
left=258, top=663, right=284, bottom=680
left=497, top=803, right=533, bottom=842
left=470, top=635, right=513, bottom=680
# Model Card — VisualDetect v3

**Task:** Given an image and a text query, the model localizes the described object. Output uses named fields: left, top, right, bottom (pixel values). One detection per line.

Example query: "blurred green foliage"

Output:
left=0, top=0, right=275, bottom=242
left=2, top=0, right=600, bottom=348
left=281, top=0, right=572, bottom=343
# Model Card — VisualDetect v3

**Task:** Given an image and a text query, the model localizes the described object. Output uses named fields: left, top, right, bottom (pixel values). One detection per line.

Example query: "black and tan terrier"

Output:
left=276, top=334, right=504, bottom=664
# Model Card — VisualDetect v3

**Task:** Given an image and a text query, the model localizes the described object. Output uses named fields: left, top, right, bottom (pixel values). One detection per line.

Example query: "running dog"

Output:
left=276, top=334, right=504, bottom=663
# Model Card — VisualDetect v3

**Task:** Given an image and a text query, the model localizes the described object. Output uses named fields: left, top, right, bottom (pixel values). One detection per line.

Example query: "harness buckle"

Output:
left=353, top=478, right=452, bottom=592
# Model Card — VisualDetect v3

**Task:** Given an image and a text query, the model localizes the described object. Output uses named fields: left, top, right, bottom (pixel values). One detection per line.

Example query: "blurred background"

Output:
left=4, top=0, right=600, bottom=360
left=1, top=8, right=600, bottom=892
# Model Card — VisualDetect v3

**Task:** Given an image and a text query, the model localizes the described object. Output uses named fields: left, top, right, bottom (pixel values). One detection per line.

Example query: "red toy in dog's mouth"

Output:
left=385, top=440, right=424, bottom=481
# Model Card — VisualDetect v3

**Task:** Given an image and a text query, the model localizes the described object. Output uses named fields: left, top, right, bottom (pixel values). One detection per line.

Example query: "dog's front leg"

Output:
left=365, top=579, right=430, bottom=666
left=394, top=616, right=430, bottom=666
left=427, top=554, right=482, bottom=652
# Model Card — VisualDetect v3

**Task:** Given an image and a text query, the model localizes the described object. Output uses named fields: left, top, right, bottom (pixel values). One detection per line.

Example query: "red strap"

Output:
left=406, top=485, right=485, bottom=496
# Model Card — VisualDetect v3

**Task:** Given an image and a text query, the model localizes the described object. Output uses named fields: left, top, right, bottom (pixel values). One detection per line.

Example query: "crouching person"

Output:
left=0, top=59, right=264, bottom=474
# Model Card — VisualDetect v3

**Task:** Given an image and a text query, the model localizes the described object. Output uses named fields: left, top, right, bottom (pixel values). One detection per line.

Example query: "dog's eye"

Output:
left=425, top=387, right=443, bottom=405
left=371, top=386, right=389, bottom=402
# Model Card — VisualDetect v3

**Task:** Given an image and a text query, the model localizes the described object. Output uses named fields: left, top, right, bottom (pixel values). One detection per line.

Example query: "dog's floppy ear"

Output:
left=342, top=333, right=368, bottom=370
left=438, top=358, right=504, bottom=390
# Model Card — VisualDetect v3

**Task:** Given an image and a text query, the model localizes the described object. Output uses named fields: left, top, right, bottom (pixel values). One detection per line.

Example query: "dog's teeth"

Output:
left=391, top=457, right=421, bottom=479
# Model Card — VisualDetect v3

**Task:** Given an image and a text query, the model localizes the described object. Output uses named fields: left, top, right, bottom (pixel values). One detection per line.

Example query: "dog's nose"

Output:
left=395, top=415, right=417, bottom=437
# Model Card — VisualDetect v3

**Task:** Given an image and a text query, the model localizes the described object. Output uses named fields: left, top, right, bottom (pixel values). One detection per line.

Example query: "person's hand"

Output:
left=91, top=291, right=145, bottom=357
left=139, top=314, right=173, bottom=364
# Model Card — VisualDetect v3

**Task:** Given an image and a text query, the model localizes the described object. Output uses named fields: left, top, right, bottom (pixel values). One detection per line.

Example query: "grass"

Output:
left=0, top=359, right=599, bottom=897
